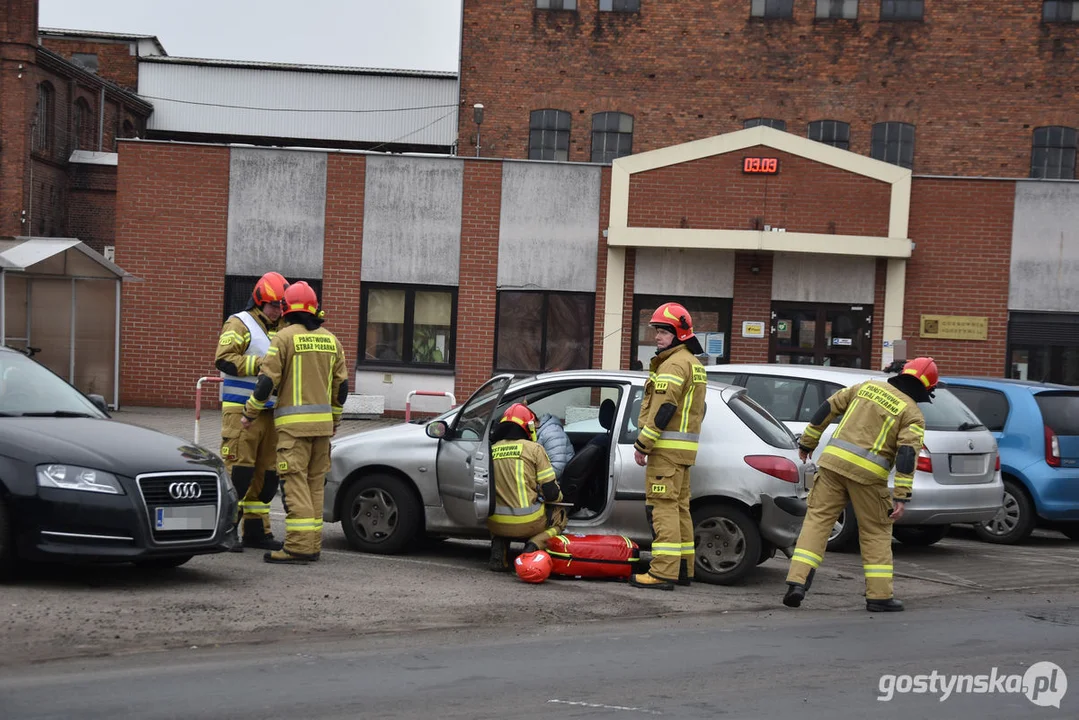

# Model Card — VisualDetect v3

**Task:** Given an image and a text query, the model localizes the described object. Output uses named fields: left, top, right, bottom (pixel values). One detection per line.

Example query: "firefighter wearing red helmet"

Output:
left=242, top=281, right=349, bottom=564
left=783, top=357, right=936, bottom=612
left=215, top=271, right=290, bottom=551
left=630, top=302, right=708, bottom=591
left=486, top=403, right=568, bottom=571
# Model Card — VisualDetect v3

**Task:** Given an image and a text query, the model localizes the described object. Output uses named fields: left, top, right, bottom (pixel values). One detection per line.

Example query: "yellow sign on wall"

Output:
left=920, top=315, right=989, bottom=341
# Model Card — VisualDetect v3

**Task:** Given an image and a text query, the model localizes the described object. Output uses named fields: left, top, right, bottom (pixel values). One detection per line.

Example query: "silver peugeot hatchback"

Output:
left=324, top=369, right=809, bottom=585
left=706, top=364, right=1004, bottom=550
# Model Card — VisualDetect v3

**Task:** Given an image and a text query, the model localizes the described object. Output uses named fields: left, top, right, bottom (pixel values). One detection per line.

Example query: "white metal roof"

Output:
left=39, top=27, right=167, bottom=56
left=0, top=237, right=132, bottom=279
left=138, top=56, right=459, bottom=148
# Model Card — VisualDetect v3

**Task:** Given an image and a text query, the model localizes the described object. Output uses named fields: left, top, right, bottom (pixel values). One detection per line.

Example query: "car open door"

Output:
left=435, top=374, right=515, bottom=526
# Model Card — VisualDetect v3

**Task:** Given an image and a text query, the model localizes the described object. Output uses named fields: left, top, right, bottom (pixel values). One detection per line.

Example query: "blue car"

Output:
left=942, top=377, right=1079, bottom=544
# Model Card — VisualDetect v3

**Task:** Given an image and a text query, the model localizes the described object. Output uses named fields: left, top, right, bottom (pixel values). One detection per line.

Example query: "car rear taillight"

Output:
left=744, top=455, right=799, bottom=483
left=916, top=447, right=933, bottom=474
left=995, top=454, right=1001, bottom=471
left=1045, top=425, right=1061, bottom=468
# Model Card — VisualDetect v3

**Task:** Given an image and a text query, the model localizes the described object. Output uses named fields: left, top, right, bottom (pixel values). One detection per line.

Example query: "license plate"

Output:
left=155, top=505, right=216, bottom=531
left=949, top=455, right=985, bottom=475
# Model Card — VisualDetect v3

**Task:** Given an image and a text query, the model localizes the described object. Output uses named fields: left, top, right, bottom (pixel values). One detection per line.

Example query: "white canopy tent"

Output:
left=0, top=237, right=137, bottom=408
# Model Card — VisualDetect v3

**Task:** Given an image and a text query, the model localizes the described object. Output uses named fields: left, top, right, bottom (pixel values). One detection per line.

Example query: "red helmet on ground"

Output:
left=515, top=550, right=553, bottom=583
left=500, top=402, right=538, bottom=442
left=650, top=302, right=696, bottom=342
left=252, top=272, right=289, bottom=307
left=283, top=281, right=319, bottom=317
left=902, top=357, right=939, bottom=391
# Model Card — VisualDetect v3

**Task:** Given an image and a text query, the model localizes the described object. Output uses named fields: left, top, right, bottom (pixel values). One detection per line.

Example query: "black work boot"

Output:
left=866, top=598, right=905, bottom=612
left=783, top=582, right=807, bottom=608
left=522, top=541, right=539, bottom=554
left=488, top=537, right=510, bottom=572
left=242, top=518, right=283, bottom=551
left=677, top=559, right=692, bottom=587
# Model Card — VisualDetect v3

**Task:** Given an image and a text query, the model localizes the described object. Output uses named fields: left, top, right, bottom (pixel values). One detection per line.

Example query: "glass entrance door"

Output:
left=771, top=302, right=873, bottom=368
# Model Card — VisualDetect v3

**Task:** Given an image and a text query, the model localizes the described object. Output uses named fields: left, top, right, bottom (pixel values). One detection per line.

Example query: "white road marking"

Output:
left=548, top=699, right=661, bottom=715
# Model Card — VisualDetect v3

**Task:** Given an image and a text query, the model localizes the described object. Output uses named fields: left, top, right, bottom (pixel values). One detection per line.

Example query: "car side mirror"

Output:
left=88, top=393, right=110, bottom=416
left=425, top=420, right=449, bottom=439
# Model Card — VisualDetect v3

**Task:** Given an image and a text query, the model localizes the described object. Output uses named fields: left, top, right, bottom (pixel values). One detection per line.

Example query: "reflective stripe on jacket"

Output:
left=489, top=439, right=558, bottom=526
left=800, top=379, right=926, bottom=501
left=634, top=344, right=707, bottom=467
left=216, top=309, right=277, bottom=413
left=244, top=323, right=348, bottom=437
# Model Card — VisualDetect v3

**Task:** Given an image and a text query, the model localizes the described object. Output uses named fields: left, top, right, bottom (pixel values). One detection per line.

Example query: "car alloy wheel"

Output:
left=983, top=491, right=1020, bottom=536
left=352, top=487, right=400, bottom=544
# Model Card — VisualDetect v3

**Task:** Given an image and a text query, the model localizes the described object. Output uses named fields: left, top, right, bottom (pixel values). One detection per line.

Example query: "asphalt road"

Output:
left=2, top=589, right=1075, bottom=720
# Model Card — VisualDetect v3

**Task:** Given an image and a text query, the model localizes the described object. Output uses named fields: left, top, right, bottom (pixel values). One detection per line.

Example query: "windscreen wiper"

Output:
left=18, top=411, right=98, bottom=418
left=957, top=421, right=986, bottom=431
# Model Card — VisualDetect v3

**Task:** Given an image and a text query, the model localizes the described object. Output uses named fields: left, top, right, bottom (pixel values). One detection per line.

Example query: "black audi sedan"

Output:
left=0, top=346, right=238, bottom=579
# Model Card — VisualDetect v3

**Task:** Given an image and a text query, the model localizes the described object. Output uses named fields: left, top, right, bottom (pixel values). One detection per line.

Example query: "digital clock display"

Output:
left=743, top=157, right=779, bottom=174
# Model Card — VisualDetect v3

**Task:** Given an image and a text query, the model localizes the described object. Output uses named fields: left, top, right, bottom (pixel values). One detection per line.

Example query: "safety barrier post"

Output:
left=194, top=376, right=223, bottom=445
left=405, top=390, right=457, bottom=423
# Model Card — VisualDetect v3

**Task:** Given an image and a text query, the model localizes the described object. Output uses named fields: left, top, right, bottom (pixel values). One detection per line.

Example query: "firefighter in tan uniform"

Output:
left=242, top=281, right=349, bottom=564
left=783, top=357, right=938, bottom=612
left=486, top=403, right=568, bottom=571
left=215, top=271, right=289, bottom=552
left=630, top=302, right=707, bottom=591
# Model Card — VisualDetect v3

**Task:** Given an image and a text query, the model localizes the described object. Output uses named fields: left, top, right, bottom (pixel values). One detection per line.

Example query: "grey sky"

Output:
left=39, top=0, right=462, bottom=73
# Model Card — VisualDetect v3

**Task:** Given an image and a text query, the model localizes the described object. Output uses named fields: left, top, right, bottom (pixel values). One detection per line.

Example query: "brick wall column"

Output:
left=116, top=141, right=229, bottom=407
left=621, top=248, right=637, bottom=369
left=322, top=154, right=365, bottom=370
left=729, top=252, right=772, bottom=363
left=871, top=258, right=888, bottom=369
left=455, top=160, right=502, bottom=399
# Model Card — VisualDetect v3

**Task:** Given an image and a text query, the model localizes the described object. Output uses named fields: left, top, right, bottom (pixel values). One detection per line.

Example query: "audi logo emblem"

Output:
left=168, top=482, right=203, bottom=500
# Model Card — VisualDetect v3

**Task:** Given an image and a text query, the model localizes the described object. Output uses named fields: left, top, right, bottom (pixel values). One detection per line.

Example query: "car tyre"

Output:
left=974, top=478, right=1035, bottom=545
left=135, top=555, right=193, bottom=569
left=0, top=494, right=16, bottom=582
left=692, top=503, right=761, bottom=585
left=341, top=473, right=422, bottom=554
left=827, top=502, right=860, bottom=553
left=893, top=524, right=950, bottom=546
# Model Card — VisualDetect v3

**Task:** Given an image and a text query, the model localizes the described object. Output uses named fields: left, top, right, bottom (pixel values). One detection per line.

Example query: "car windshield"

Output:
left=919, top=386, right=985, bottom=432
left=727, top=392, right=797, bottom=450
left=1035, top=392, right=1079, bottom=436
left=0, top=351, right=105, bottom=417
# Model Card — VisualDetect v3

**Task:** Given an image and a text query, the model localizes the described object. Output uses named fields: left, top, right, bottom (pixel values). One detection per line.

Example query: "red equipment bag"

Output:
left=546, top=533, right=640, bottom=579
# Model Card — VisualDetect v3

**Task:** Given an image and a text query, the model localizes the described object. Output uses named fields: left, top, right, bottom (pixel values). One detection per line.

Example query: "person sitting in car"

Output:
left=536, top=412, right=575, bottom=480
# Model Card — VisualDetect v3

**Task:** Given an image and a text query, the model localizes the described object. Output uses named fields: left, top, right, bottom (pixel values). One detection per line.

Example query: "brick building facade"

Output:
left=0, top=0, right=150, bottom=248
left=457, top=0, right=1078, bottom=178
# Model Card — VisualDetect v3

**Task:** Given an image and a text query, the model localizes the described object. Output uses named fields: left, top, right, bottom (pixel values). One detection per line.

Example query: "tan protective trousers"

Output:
left=221, top=410, right=277, bottom=534
left=786, top=466, right=896, bottom=600
left=487, top=505, right=568, bottom=550
left=645, top=455, right=695, bottom=582
left=277, top=432, right=331, bottom=557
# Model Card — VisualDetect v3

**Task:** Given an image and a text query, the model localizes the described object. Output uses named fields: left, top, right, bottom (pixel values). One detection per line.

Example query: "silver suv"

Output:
left=706, top=364, right=1004, bottom=550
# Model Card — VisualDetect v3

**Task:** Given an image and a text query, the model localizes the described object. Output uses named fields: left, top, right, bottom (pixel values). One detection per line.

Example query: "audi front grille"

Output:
left=135, top=471, right=222, bottom=543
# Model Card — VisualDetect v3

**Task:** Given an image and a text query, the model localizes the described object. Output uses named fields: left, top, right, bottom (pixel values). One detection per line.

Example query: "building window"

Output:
left=495, top=291, right=593, bottom=373
left=360, top=284, right=456, bottom=367
left=599, top=0, right=640, bottom=11
left=880, top=0, right=923, bottom=20
left=1044, top=1, right=1079, bottom=21
left=591, top=112, right=634, bottom=164
left=223, top=275, right=323, bottom=322
left=870, top=122, right=915, bottom=169
left=632, top=295, right=732, bottom=368
left=32, top=83, right=53, bottom=153
left=816, top=0, right=857, bottom=18
left=529, top=109, right=571, bottom=161
left=74, top=98, right=95, bottom=151
left=808, top=120, right=851, bottom=150
left=71, top=52, right=99, bottom=73
left=751, top=0, right=794, bottom=18
left=536, top=0, right=577, bottom=8
left=744, top=118, right=787, bottom=131
left=1031, top=126, right=1077, bottom=179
